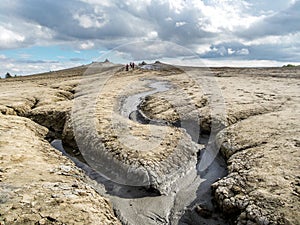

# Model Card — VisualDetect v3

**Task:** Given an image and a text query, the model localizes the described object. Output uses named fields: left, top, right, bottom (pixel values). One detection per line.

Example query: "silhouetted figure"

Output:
left=125, top=64, right=129, bottom=71
left=132, top=62, right=135, bottom=69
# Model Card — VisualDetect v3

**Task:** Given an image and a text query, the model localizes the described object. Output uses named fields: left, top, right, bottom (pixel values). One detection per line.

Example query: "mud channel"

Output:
left=51, top=79, right=228, bottom=225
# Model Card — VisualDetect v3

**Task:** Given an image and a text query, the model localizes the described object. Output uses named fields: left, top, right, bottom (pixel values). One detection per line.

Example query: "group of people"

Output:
left=125, top=62, right=135, bottom=71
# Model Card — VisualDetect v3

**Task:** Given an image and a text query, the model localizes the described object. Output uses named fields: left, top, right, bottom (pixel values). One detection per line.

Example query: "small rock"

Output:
left=60, top=165, right=71, bottom=172
left=240, top=212, right=247, bottom=220
left=21, top=194, right=32, bottom=204
left=232, top=185, right=242, bottom=194
left=39, top=218, right=47, bottom=225
left=257, top=216, right=269, bottom=225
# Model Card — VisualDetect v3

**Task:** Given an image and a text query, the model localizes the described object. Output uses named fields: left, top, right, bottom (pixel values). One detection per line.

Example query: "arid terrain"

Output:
left=0, top=62, right=299, bottom=225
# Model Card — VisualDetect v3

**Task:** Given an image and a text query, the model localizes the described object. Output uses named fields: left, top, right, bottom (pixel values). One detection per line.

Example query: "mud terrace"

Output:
left=0, top=62, right=299, bottom=225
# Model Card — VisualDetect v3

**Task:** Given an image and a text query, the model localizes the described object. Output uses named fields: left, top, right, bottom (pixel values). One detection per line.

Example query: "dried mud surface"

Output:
left=0, top=63, right=122, bottom=225
left=0, top=63, right=299, bottom=225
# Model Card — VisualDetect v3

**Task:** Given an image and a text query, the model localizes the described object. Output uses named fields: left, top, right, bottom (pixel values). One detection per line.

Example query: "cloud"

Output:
left=0, top=1, right=295, bottom=47
left=0, top=54, right=7, bottom=59
left=1, top=0, right=149, bottom=43
left=0, top=0, right=299, bottom=75
left=226, top=47, right=250, bottom=56
left=73, top=12, right=107, bottom=29
left=0, top=55, right=80, bottom=77
left=107, top=40, right=195, bottom=61
left=200, top=42, right=250, bottom=58
left=175, top=21, right=187, bottom=27
left=16, top=59, right=59, bottom=64
left=238, top=1, right=300, bottom=39
left=70, top=57, right=85, bottom=62
left=79, top=41, right=95, bottom=50
left=0, top=0, right=253, bottom=49
left=237, top=48, right=250, bottom=55
left=199, top=39, right=300, bottom=62
left=0, top=26, right=25, bottom=49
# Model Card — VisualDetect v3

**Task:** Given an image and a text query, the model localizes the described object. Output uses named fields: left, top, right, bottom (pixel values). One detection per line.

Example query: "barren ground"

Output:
left=0, top=63, right=299, bottom=225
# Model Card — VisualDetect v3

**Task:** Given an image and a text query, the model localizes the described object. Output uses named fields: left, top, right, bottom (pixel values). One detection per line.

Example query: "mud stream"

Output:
left=51, top=79, right=228, bottom=225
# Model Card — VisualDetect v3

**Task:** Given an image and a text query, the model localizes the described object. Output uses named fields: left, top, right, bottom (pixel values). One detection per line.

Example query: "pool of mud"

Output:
left=51, top=79, right=228, bottom=225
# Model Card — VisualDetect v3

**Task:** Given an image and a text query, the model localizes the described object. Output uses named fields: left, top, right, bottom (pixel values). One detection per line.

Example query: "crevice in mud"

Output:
left=4, top=90, right=229, bottom=225
left=132, top=104, right=228, bottom=224
left=118, top=79, right=228, bottom=224
left=52, top=79, right=229, bottom=225
left=26, top=78, right=229, bottom=224
left=4, top=105, right=18, bottom=115
left=30, top=97, right=40, bottom=110
left=50, top=139, right=161, bottom=199
left=176, top=152, right=228, bottom=225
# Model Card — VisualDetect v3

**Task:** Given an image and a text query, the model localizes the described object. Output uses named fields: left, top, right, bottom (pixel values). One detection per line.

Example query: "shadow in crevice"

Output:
left=178, top=151, right=228, bottom=225
left=131, top=104, right=229, bottom=224
left=50, top=139, right=160, bottom=199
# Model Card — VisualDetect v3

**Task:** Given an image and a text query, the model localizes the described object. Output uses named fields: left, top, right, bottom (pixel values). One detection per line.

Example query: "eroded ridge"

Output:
left=0, top=63, right=122, bottom=224
left=72, top=66, right=201, bottom=194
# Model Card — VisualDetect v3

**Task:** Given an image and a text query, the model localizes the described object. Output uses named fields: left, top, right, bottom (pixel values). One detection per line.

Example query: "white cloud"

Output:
left=169, top=0, right=187, bottom=14
left=228, top=48, right=235, bottom=55
left=0, top=0, right=299, bottom=69
left=153, top=57, right=298, bottom=68
left=200, top=59, right=294, bottom=67
left=195, top=44, right=211, bottom=54
left=18, top=53, right=32, bottom=59
left=244, top=32, right=300, bottom=46
left=79, top=41, right=95, bottom=50
left=73, top=13, right=107, bottom=29
left=147, top=31, right=158, bottom=39
left=0, top=26, right=25, bottom=48
left=238, top=1, right=300, bottom=39
left=79, top=0, right=112, bottom=7
left=237, top=48, right=249, bottom=55
left=192, top=0, right=260, bottom=33
left=0, top=56, right=84, bottom=77
left=0, top=54, right=7, bottom=59
left=175, top=21, right=187, bottom=27
left=123, top=0, right=152, bottom=10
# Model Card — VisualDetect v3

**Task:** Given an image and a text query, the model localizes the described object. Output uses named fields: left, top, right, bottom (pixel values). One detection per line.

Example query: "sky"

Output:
left=0, top=0, right=300, bottom=77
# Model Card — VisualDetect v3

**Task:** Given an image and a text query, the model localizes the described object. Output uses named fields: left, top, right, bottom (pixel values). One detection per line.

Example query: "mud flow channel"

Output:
left=51, top=79, right=228, bottom=225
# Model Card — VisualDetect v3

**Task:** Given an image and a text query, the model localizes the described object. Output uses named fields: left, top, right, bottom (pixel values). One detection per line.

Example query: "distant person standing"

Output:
left=125, top=64, right=129, bottom=71
left=132, top=62, right=135, bottom=69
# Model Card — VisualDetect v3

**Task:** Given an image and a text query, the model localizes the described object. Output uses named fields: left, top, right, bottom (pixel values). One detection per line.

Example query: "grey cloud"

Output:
left=5, top=0, right=149, bottom=42
left=0, top=0, right=215, bottom=49
left=112, top=40, right=196, bottom=61
left=0, top=0, right=299, bottom=65
left=201, top=41, right=300, bottom=62
left=127, top=0, right=215, bottom=45
left=247, top=43, right=300, bottom=61
left=200, top=42, right=249, bottom=58
left=16, top=59, right=60, bottom=64
left=0, top=55, right=59, bottom=64
left=238, top=1, right=300, bottom=39
left=70, top=58, right=85, bottom=62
